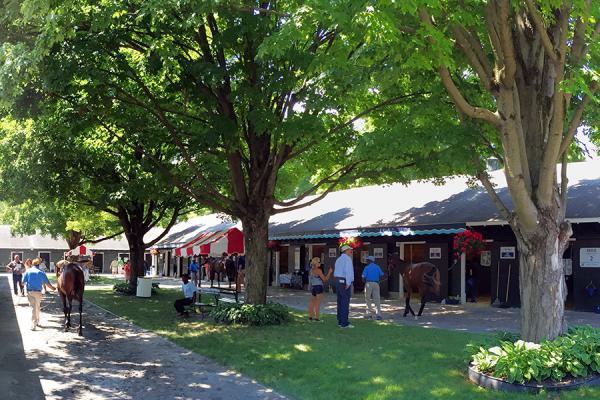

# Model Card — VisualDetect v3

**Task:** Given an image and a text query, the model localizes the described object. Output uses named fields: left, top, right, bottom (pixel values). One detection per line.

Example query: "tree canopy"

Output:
left=354, top=0, right=600, bottom=341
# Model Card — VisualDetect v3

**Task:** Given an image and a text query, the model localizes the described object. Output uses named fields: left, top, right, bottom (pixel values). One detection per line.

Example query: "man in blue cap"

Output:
left=22, top=258, right=56, bottom=330
left=362, top=255, right=384, bottom=320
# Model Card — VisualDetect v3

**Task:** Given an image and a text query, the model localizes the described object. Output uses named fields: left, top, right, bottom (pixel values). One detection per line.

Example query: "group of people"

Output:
left=309, top=245, right=384, bottom=328
left=6, top=255, right=56, bottom=330
left=187, top=253, right=245, bottom=288
left=171, top=247, right=385, bottom=326
left=173, top=253, right=246, bottom=317
left=7, top=255, right=51, bottom=296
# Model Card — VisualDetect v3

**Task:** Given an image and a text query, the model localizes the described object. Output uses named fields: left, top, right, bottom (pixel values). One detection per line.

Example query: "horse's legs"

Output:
left=59, top=292, right=69, bottom=331
left=77, top=295, right=83, bottom=336
left=404, top=293, right=415, bottom=317
left=417, top=294, right=427, bottom=317
left=67, top=297, right=73, bottom=329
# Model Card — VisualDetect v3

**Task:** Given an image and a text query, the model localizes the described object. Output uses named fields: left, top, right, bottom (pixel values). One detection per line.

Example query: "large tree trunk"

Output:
left=126, top=232, right=146, bottom=288
left=516, top=215, right=570, bottom=342
left=118, top=204, right=147, bottom=288
left=66, top=230, right=82, bottom=250
left=241, top=214, right=270, bottom=305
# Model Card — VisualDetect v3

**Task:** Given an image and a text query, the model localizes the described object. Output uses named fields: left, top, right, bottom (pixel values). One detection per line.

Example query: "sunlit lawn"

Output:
left=48, top=274, right=121, bottom=286
left=85, top=288, right=599, bottom=400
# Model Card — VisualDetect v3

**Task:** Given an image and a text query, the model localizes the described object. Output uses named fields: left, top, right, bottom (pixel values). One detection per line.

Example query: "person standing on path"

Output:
left=362, top=255, right=384, bottom=320
left=308, top=257, right=332, bottom=322
left=334, top=245, right=354, bottom=328
left=110, top=257, right=119, bottom=275
left=174, top=273, right=196, bottom=317
left=7, top=255, right=25, bottom=296
left=188, top=257, right=200, bottom=286
left=22, top=258, right=56, bottom=330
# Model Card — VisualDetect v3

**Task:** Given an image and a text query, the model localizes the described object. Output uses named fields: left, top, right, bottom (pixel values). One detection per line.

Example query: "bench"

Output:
left=210, top=288, right=244, bottom=304
left=186, top=287, right=243, bottom=318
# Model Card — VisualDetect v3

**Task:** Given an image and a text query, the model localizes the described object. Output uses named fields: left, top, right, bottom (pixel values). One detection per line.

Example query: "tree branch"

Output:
left=476, top=170, right=513, bottom=223
left=147, top=206, right=183, bottom=248
left=558, top=81, right=598, bottom=158
left=450, top=24, right=493, bottom=90
left=439, top=67, right=501, bottom=126
left=275, top=161, right=362, bottom=208
left=329, top=92, right=431, bottom=134
left=83, top=230, right=125, bottom=245
left=559, top=153, right=568, bottom=216
left=524, top=0, right=558, bottom=62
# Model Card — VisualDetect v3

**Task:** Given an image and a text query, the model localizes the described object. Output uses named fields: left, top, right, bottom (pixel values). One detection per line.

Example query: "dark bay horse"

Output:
left=388, top=253, right=441, bottom=318
left=56, top=260, right=86, bottom=335
left=207, top=256, right=226, bottom=287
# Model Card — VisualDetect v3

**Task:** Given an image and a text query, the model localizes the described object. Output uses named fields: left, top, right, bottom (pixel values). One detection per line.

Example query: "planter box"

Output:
left=468, top=365, right=600, bottom=393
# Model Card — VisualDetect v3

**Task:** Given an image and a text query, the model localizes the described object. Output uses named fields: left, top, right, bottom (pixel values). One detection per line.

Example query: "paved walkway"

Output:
left=1, top=274, right=285, bottom=400
left=143, top=275, right=600, bottom=333
left=266, top=286, right=600, bottom=333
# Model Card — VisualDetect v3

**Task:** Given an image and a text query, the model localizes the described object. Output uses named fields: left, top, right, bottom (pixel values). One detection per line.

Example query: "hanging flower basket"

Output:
left=453, top=230, right=485, bottom=258
left=267, top=240, right=279, bottom=249
left=150, top=248, right=159, bottom=256
left=338, top=236, right=363, bottom=249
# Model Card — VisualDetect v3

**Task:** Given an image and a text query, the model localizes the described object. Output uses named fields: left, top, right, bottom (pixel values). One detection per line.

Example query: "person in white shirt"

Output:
left=334, top=245, right=355, bottom=328
left=174, top=273, right=196, bottom=317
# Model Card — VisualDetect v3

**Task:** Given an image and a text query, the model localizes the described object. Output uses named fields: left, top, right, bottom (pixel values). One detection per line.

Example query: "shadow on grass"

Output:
left=85, top=288, right=599, bottom=400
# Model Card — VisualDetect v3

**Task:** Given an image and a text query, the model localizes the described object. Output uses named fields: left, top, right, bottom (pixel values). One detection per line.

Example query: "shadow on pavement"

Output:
left=0, top=275, right=46, bottom=400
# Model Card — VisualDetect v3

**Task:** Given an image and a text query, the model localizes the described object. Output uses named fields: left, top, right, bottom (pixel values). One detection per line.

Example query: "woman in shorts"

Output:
left=308, top=257, right=332, bottom=322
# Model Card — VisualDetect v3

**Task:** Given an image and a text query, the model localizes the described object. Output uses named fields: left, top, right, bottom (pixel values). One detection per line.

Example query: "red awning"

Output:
left=65, top=245, right=95, bottom=257
left=175, top=227, right=244, bottom=257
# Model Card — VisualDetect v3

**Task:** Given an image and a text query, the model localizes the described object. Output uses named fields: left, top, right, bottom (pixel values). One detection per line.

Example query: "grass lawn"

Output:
left=84, top=288, right=598, bottom=400
left=48, top=274, right=121, bottom=286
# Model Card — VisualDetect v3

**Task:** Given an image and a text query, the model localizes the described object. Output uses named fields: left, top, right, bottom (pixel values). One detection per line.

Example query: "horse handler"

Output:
left=22, top=258, right=56, bottom=330
left=362, top=256, right=384, bottom=320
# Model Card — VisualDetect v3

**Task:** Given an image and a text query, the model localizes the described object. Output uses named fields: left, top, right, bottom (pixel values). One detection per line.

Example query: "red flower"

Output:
left=339, top=237, right=362, bottom=249
left=453, top=230, right=485, bottom=258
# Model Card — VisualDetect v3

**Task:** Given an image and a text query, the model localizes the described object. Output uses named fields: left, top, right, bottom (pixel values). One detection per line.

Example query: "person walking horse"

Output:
left=22, top=258, right=56, bottom=330
left=362, top=255, right=384, bottom=320
left=334, top=245, right=354, bottom=329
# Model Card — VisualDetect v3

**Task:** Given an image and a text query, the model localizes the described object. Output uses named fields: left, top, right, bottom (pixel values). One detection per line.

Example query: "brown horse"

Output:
left=56, top=260, right=86, bottom=335
left=207, top=256, right=226, bottom=288
left=388, top=253, right=441, bottom=318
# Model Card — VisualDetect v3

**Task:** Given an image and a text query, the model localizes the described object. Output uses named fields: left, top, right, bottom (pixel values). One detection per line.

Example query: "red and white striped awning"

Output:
left=175, top=227, right=244, bottom=257
left=65, top=245, right=95, bottom=257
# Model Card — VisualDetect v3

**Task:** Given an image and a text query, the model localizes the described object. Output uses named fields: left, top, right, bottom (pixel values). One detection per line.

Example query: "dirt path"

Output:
left=4, top=275, right=285, bottom=400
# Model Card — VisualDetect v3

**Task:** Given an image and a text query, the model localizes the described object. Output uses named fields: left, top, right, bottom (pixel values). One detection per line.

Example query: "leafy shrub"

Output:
left=113, top=281, right=160, bottom=295
left=465, top=331, right=520, bottom=359
left=210, top=302, right=290, bottom=326
left=113, top=281, right=136, bottom=295
left=471, top=326, right=600, bottom=384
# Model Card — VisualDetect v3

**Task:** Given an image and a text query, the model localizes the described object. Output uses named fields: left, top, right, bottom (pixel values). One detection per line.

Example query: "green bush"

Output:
left=113, top=281, right=136, bottom=295
left=471, top=326, right=600, bottom=384
left=210, top=302, right=290, bottom=326
left=113, top=281, right=160, bottom=295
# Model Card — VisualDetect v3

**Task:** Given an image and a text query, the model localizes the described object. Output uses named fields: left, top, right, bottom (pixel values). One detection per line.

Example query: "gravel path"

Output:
left=3, top=275, right=286, bottom=400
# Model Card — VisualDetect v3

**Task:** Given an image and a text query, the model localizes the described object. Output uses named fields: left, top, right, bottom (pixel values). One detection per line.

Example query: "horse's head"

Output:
left=388, top=253, right=409, bottom=275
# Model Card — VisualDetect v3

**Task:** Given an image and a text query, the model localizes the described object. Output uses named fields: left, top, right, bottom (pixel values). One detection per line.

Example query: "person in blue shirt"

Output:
left=362, top=255, right=385, bottom=320
left=22, top=258, right=56, bottom=330
left=188, top=257, right=200, bottom=286
left=334, top=245, right=355, bottom=328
